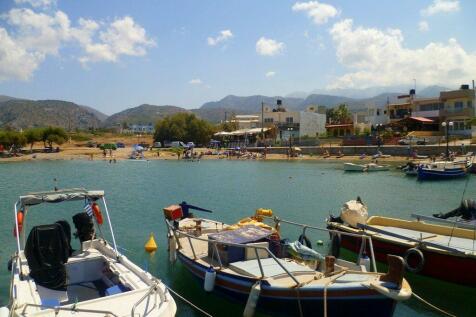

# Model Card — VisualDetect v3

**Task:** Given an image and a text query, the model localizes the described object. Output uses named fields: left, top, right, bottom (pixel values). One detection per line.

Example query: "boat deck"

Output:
left=372, top=225, right=476, bottom=254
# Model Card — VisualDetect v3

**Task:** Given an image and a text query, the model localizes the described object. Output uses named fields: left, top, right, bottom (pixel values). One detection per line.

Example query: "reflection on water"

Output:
left=0, top=160, right=474, bottom=316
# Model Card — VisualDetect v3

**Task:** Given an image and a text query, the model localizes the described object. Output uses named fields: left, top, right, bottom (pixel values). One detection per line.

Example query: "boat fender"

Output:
left=13, top=210, right=24, bottom=237
left=168, top=233, right=177, bottom=263
left=359, top=253, right=371, bottom=272
left=7, top=258, right=12, bottom=272
left=403, top=248, right=425, bottom=273
left=329, top=233, right=341, bottom=258
left=243, top=281, right=261, bottom=317
left=204, top=266, right=216, bottom=292
left=298, top=234, right=312, bottom=249
left=0, top=307, right=10, bottom=317
left=91, top=203, right=104, bottom=225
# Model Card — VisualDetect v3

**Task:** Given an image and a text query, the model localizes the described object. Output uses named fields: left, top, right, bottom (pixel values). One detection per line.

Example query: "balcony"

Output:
left=440, top=108, right=474, bottom=118
left=276, top=122, right=300, bottom=130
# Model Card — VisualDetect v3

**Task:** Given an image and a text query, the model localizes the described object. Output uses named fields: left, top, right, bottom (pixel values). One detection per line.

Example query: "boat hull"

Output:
left=177, top=252, right=397, bottom=317
left=417, top=167, right=468, bottom=180
left=329, top=225, right=476, bottom=286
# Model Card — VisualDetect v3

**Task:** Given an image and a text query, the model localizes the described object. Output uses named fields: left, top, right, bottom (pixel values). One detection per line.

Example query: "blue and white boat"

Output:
left=163, top=204, right=412, bottom=317
left=417, top=160, right=472, bottom=180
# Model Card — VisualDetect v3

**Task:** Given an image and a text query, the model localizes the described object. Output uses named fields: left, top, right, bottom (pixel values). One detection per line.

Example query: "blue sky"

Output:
left=0, top=0, right=475, bottom=114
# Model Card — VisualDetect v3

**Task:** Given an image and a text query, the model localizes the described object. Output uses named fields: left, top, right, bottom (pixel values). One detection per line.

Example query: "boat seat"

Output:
left=229, top=258, right=314, bottom=278
left=24, top=223, right=70, bottom=291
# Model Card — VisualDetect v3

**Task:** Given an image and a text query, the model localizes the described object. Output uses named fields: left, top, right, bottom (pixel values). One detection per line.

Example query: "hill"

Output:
left=201, top=95, right=304, bottom=112
left=102, top=104, right=189, bottom=127
left=0, top=99, right=103, bottom=129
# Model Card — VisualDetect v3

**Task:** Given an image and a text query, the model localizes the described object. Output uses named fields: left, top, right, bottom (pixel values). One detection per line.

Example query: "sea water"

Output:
left=0, top=159, right=475, bottom=316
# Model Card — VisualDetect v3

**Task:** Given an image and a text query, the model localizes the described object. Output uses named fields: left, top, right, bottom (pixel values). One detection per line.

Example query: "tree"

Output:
left=154, top=113, right=215, bottom=145
left=0, top=130, right=27, bottom=153
left=41, top=127, right=68, bottom=148
left=327, top=104, right=352, bottom=124
left=24, top=128, right=44, bottom=152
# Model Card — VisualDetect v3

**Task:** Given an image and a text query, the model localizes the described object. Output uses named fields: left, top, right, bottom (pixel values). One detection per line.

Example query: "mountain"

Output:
left=102, top=104, right=189, bottom=127
left=0, top=95, right=19, bottom=103
left=192, top=107, right=246, bottom=123
left=79, top=105, right=108, bottom=121
left=201, top=95, right=304, bottom=112
left=418, top=85, right=450, bottom=98
left=0, top=99, right=102, bottom=129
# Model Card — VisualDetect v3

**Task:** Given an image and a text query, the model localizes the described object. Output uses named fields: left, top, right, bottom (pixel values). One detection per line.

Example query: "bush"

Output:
left=70, top=133, right=92, bottom=142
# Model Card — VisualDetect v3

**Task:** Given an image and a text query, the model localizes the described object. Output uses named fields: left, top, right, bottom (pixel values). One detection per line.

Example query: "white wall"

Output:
left=299, top=112, right=326, bottom=137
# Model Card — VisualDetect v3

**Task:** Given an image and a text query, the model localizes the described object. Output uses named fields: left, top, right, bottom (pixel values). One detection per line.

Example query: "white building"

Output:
left=126, top=123, right=155, bottom=134
left=260, top=101, right=326, bottom=141
left=353, top=106, right=389, bottom=132
left=231, top=115, right=260, bottom=129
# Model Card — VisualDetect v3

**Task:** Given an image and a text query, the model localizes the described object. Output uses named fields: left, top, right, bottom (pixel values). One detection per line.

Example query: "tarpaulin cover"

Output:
left=19, top=188, right=104, bottom=207
left=208, top=225, right=272, bottom=244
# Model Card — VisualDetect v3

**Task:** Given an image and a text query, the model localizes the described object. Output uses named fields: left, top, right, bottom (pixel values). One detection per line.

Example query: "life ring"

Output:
left=329, top=233, right=341, bottom=258
left=13, top=210, right=24, bottom=237
left=92, top=203, right=104, bottom=225
left=298, top=234, right=312, bottom=249
left=403, top=248, right=425, bottom=273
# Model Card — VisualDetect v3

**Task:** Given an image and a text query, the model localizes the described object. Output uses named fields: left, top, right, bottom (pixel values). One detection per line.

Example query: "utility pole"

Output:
left=261, top=102, right=264, bottom=143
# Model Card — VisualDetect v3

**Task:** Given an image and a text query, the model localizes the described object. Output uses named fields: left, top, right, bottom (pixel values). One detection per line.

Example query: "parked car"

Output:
left=138, top=142, right=150, bottom=149
left=86, top=141, right=97, bottom=148
left=398, top=137, right=427, bottom=145
left=153, top=142, right=162, bottom=148
left=170, top=141, right=186, bottom=148
left=116, top=142, right=125, bottom=148
left=186, top=142, right=195, bottom=148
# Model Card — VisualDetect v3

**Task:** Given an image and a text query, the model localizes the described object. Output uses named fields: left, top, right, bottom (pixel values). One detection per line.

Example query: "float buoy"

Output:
left=204, top=266, right=216, bottom=292
left=403, top=248, right=425, bottom=273
left=316, top=240, right=324, bottom=246
left=13, top=210, right=24, bottom=237
left=168, top=233, right=177, bottom=263
left=243, top=281, right=261, bottom=317
left=145, top=233, right=158, bottom=253
left=91, top=203, right=103, bottom=225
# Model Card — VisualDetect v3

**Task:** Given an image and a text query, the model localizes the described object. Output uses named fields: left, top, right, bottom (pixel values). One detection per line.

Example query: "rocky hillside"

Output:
left=0, top=99, right=104, bottom=129
left=102, top=104, right=189, bottom=127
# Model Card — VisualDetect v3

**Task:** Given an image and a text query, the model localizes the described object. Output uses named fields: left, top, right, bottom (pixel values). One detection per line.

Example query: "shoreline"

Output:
left=0, top=147, right=419, bottom=165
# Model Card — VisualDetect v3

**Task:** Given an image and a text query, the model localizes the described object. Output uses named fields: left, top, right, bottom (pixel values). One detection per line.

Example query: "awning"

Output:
left=409, top=116, right=434, bottom=123
left=213, top=131, right=232, bottom=136
left=246, top=127, right=271, bottom=134
left=19, top=188, right=105, bottom=206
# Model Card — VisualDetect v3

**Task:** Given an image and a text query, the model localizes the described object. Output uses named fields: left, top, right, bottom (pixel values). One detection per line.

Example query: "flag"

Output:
left=84, top=202, right=93, bottom=217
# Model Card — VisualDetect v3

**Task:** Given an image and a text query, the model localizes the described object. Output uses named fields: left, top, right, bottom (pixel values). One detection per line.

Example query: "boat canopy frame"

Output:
left=13, top=188, right=119, bottom=261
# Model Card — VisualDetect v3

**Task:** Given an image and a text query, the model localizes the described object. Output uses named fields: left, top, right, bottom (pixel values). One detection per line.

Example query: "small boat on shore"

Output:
left=327, top=199, right=476, bottom=286
left=2, top=188, right=176, bottom=317
left=164, top=204, right=412, bottom=317
left=417, top=160, right=472, bottom=180
left=344, top=162, right=390, bottom=172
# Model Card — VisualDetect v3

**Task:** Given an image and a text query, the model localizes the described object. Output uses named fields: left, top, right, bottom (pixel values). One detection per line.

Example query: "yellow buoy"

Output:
left=145, top=233, right=158, bottom=253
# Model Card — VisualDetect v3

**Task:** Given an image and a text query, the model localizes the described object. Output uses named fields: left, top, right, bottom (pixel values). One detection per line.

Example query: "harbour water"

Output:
left=1, top=160, right=475, bottom=316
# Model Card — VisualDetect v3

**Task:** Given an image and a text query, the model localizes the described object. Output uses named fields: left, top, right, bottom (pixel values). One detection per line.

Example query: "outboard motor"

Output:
left=24, top=223, right=69, bottom=290
left=72, top=212, right=95, bottom=243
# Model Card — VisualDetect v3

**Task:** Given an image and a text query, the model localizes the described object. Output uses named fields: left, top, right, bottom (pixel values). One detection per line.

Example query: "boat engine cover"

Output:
left=340, top=200, right=368, bottom=228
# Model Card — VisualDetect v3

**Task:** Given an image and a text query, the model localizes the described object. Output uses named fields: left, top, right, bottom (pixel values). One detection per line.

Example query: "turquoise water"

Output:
left=0, top=160, right=475, bottom=316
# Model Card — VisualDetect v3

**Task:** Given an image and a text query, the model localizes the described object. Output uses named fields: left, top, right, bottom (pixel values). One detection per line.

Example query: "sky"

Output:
left=0, top=0, right=475, bottom=114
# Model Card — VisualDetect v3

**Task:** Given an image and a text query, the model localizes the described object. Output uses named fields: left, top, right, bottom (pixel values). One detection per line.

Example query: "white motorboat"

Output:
left=344, top=162, right=390, bottom=172
left=2, top=188, right=176, bottom=317
left=344, top=162, right=366, bottom=171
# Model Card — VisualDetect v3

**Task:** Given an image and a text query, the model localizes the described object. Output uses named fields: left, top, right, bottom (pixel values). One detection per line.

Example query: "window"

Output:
left=420, top=103, right=443, bottom=111
left=468, top=100, right=473, bottom=108
left=286, top=117, right=293, bottom=123
left=454, top=101, right=464, bottom=110
left=376, top=109, right=380, bottom=116
left=264, top=118, right=273, bottom=123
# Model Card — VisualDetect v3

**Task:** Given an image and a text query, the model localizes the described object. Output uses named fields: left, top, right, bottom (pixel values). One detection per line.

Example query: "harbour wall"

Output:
left=248, top=145, right=476, bottom=156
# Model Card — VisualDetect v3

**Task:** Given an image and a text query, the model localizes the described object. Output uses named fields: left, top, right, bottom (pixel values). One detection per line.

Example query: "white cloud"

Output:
left=207, top=29, right=233, bottom=46
left=265, top=71, right=276, bottom=78
left=79, top=16, right=155, bottom=64
left=419, top=21, right=429, bottom=32
left=421, top=0, right=460, bottom=16
left=0, top=7, right=155, bottom=81
left=256, top=37, right=285, bottom=56
left=328, top=19, right=476, bottom=89
left=0, top=28, right=42, bottom=81
left=14, top=0, right=56, bottom=8
left=292, top=1, right=339, bottom=25
left=189, top=78, right=202, bottom=85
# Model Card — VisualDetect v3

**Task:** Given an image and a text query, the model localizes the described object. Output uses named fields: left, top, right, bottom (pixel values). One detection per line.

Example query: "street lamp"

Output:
left=441, top=121, right=453, bottom=159
left=376, top=124, right=383, bottom=150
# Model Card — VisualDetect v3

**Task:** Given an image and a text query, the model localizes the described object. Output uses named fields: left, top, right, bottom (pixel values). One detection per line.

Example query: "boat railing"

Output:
left=167, top=216, right=378, bottom=286
left=131, top=280, right=167, bottom=317
left=266, top=216, right=378, bottom=272
left=166, top=220, right=302, bottom=286
left=19, top=303, right=121, bottom=317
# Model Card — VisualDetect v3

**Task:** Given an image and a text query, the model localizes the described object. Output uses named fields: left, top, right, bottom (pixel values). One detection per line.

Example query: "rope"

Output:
left=294, top=286, right=304, bottom=317
left=323, top=271, right=346, bottom=317
left=165, top=285, right=213, bottom=317
left=412, top=292, right=456, bottom=317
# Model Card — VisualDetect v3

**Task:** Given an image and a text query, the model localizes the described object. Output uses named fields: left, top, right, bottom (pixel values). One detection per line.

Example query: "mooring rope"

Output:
left=165, top=285, right=213, bottom=317
left=412, top=292, right=456, bottom=317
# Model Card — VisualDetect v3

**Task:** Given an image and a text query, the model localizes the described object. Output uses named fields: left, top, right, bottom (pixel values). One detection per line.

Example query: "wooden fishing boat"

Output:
left=344, top=162, right=389, bottom=172
left=417, top=160, right=472, bottom=180
left=327, top=214, right=476, bottom=286
left=164, top=204, right=412, bottom=317
left=2, top=188, right=176, bottom=317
